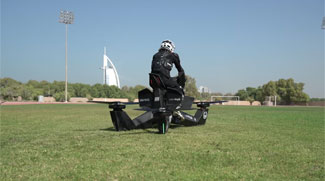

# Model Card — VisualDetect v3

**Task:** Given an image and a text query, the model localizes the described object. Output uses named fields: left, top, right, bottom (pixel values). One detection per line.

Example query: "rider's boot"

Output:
left=173, top=110, right=184, bottom=121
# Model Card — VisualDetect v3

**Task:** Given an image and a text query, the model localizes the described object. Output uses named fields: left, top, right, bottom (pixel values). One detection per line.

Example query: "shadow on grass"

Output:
left=121, top=129, right=159, bottom=135
left=74, top=128, right=102, bottom=132
left=75, top=124, right=186, bottom=135
left=169, top=124, right=183, bottom=129
left=98, top=124, right=184, bottom=135
left=99, top=127, right=116, bottom=131
left=99, top=127, right=158, bottom=135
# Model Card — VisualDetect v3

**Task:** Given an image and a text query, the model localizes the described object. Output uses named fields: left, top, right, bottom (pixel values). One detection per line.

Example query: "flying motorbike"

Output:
left=93, top=73, right=225, bottom=134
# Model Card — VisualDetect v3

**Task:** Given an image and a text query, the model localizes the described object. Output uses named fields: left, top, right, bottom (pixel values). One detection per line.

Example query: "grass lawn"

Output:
left=0, top=104, right=324, bottom=180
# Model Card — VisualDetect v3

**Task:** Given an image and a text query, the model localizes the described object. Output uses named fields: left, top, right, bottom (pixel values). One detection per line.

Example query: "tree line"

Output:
left=0, top=76, right=201, bottom=102
left=234, top=78, right=310, bottom=105
left=198, top=78, right=311, bottom=105
left=0, top=78, right=143, bottom=102
left=0, top=77, right=312, bottom=105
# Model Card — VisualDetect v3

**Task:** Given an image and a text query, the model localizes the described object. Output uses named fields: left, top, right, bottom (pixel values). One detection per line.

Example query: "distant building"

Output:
left=100, top=47, right=120, bottom=88
left=198, top=86, right=211, bottom=93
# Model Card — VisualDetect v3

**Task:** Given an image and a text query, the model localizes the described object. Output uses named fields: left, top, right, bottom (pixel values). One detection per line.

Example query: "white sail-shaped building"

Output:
left=101, top=47, right=120, bottom=88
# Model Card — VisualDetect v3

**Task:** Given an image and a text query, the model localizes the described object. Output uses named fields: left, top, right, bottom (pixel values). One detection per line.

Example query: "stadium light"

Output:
left=59, top=10, right=74, bottom=102
left=322, top=17, right=325, bottom=29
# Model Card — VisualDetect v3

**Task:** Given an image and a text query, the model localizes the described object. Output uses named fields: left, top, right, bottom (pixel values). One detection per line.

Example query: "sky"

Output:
left=1, top=0, right=324, bottom=98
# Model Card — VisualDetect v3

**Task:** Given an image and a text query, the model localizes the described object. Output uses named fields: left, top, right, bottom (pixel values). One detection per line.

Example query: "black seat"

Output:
left=148, top=73, right=183, bottom=110
left=148, top=73, right=166, bottom=108
left=149, top=73, right=166, bottom=89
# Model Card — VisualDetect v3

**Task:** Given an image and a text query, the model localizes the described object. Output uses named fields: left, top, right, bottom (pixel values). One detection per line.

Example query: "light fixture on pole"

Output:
left=59, top=10, right=74, bottom=102
left=322, top=17, right=325, bottom=29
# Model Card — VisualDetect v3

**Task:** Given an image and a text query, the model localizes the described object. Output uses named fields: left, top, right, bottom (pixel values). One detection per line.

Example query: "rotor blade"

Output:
left=133, top=107, right=151, bottom=111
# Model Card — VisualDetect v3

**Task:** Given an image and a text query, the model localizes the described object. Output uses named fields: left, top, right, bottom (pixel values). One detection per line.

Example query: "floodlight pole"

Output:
left=65, top=24, right=68, bottom=103
left=59, top=10, right=74, bottom=103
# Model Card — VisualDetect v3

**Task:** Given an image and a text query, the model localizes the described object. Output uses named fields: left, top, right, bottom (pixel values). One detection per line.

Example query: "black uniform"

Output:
left=151, top=49, right=185, bottom=91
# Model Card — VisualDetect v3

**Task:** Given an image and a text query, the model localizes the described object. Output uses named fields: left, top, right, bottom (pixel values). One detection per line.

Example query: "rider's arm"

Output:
left=173, top=53, right=186, bottom=87
left=173, top=53, right=184, bottom=73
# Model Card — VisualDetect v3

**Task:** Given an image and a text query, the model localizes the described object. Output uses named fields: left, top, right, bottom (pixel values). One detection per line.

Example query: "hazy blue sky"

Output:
left=1, top=0, right=324, bottom=97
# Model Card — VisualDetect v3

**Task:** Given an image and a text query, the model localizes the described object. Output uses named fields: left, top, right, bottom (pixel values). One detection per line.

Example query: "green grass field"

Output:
left=1, top=104, right=324, bottom=180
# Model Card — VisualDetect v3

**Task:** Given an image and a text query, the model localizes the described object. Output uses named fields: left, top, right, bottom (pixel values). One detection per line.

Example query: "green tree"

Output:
left=246, top=87, right=256, bottom=98
left=70, top=83, right=91, bottom=97
left=106, top=85, right=120, bottom=98
left=255, top=87, right=264, bottom=103
left=235, top=87, right=263, bottom=103
left=0, top=78, right=23, bottom=100
left=21, top=85, right=35, bottom=100
left=273, top=78, right=309, bottom=104
left=120, top=85, right=147, bottom=101
left=26, top=80, right=40, bottom=88
left=0, top=77, right=22, bottom=87
left=52, top=81, right=65, bottom=93
left=26, top=80, right=54, bottom=97
left=40, top=81, right=53, bottom=96
left=260, top=78, right=309, bottom=104
left=262, top=81, right=277, bottom=97
left=53, top=91, right=70, bottom=102
left=184, top=75, right=200, bottom=98
left=90, top=84, right=101, bottom=98
left=235, top=89, right=248, bottom=101
left=247, top=96, right=255, bottom=105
